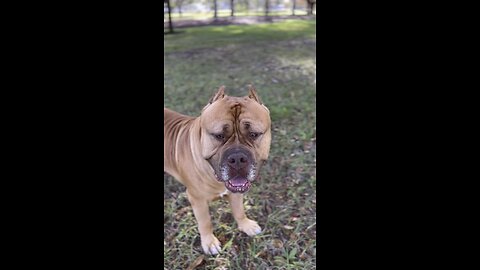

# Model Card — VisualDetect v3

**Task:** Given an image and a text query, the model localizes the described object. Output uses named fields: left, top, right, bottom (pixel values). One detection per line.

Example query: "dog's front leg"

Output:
left=227, top=193, right=262, bottom=236
left=187, top=190, right=221, bottom=255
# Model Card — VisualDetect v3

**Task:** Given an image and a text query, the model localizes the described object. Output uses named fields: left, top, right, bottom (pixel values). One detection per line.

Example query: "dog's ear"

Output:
left=209, top=86, right=226, bottom=104
left=248, top=84, right=263, bottom=105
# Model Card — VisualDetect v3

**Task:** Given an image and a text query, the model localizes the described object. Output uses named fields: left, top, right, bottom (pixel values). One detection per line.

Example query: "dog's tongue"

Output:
left=230, top=176, right=248, bottom=187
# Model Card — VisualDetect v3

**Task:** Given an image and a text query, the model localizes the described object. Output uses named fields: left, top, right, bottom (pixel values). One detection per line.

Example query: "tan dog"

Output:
left=164, top=85, right=272, bottom=255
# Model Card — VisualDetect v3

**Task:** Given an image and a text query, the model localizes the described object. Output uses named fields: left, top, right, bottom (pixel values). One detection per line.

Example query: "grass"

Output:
left=164, top=18, right=316, bottom=269
left=164, top=19, right=316, bottom=53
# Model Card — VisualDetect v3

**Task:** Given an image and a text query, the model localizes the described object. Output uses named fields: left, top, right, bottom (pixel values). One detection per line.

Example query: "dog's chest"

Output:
left=218, top=189, right=229, bottom=198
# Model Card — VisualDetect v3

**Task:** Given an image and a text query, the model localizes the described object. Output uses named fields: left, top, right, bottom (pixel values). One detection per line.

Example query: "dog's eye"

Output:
left=249, top=132, right=261, bottom=140
left=213, top=134, right=225, bottom=140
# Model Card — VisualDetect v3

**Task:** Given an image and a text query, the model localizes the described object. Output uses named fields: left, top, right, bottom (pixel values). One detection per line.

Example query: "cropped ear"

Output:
left=248, top=84, right=263, bottom=104
left=209, top=85, right=226, bottom=104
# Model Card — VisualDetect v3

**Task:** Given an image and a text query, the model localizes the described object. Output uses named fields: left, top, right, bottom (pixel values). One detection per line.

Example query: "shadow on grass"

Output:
left=163, top=30, right=186, bottom=35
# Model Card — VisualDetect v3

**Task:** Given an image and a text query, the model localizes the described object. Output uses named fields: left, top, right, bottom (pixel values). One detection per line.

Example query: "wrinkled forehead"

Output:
left=201, top=96, right=270, bottom=131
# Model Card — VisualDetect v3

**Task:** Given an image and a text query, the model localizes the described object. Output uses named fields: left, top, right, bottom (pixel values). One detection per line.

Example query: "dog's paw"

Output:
left=238, top=218, right=262, bottom=236
left=201, top=234, right=222, bottom=255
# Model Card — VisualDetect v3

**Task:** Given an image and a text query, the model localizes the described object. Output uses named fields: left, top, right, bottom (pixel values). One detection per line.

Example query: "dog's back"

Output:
left=164, top=108, right=195, bottom=183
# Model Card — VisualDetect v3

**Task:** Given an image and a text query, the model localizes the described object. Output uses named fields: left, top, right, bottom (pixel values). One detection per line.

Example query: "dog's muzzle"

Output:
left=214, top=147, right=257, bottom=193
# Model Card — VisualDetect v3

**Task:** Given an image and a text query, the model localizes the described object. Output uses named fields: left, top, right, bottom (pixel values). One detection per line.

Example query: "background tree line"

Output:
left=168, top=0, right=316, bottom=18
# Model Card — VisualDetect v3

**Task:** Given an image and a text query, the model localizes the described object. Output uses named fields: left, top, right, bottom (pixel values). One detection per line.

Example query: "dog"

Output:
left=164, top=85, right=272, bottom=255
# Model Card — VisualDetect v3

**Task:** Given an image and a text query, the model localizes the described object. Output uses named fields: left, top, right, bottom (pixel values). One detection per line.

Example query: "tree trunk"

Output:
left=265, top=0, right=269, bottom=17
left=307, top=0, right=315, bottom=15
left=213, top=0, right=218, bottom=18
left=292, top=0, right=296, bottom=15
left=231, top=0, right=234, bottom=17
left=176, top=0, right=183, bottom=17
left=166, top=0, right=173, bottom=33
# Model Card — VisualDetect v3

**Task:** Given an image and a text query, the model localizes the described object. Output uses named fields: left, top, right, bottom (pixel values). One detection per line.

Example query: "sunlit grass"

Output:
left=164, top=19, right=316, bottom=53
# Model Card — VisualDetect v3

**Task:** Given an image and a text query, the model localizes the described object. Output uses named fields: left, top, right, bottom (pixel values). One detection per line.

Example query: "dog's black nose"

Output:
left=226, top=152, right=249, bottom=169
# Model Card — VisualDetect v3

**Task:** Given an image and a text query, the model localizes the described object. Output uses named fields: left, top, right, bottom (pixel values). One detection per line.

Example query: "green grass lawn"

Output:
left=164, top=18, right=316, bottom=269
left=164, top=19, right=315, bottom=53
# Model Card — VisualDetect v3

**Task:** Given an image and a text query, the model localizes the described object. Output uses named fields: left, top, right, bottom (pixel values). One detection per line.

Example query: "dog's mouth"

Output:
left=225, top=176, right=251, bottom=193
left=213, top=170, right=253, bottom=194
left=210, top=148, right=259, bottom=194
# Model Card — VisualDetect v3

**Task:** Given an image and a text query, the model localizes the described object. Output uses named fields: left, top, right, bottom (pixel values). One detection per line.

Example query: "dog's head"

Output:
left=199, top=85, right=271, bottom=193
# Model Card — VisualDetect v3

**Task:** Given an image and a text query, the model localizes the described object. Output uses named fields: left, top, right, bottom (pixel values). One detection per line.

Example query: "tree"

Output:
left=243, top=0, right=249, bottom=13
left=169, top=0, right=195, bottom=17
left=231, top=0, right=235, bottom=17
left=175, top=0, right=185, bottom=17
left=265, top=0, right=269, bottom=17
left=213, top=0, right=218, bottom=19
left=165, top=0, right=173, bottom=33
left=292, top=0, right=296, bottom=16
left=306, top=0, right=316, bottom=15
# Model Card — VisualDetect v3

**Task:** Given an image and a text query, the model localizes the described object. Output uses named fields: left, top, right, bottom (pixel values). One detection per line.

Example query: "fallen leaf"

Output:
left=213, top=257, right=229, bottom=268
left=271, top=239, right=284, bottom=249
left=264, top=204, right=272, bottom=215
left=186, top=255, right=205, bottom=270
left=255, top=250, right=267, bottom=258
